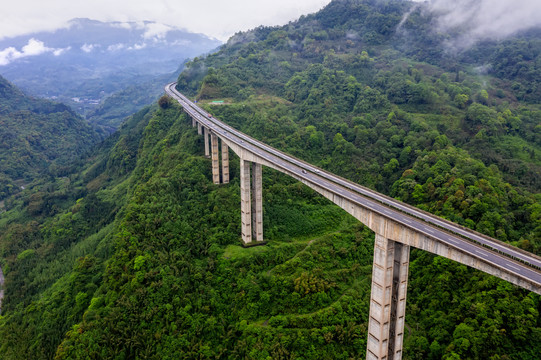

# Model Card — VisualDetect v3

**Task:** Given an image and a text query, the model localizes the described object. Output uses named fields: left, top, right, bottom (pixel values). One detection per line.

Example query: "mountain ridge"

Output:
left=0, top=75, right=102, bottom=201
left=0, top=1, right=539, bottom=359
left=0, top=18, right=221, bottom=127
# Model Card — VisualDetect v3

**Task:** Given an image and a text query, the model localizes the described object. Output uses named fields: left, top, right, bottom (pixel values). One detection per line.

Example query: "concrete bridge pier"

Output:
left=211, top=134, right=220, bottom=184
left=197, top=122, right=202, bottom=135
left=240, top=158, right=252, bottom=244
left=192, top=117, right=196, bottom=127
left=240, top=158, right=264, bottom=244
left=204, top=127, right=210, bottom=158
left=251, top=162, right=263, bottom=241
left=367, top=234, right=410, bottom=360
left=222, top=142, right=229, bottom=184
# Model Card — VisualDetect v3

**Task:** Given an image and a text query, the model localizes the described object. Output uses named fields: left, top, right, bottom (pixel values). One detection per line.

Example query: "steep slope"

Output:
left=179, top=0, right=541, bottom=194
left=172, top=0, right=541, bottom=358
left=0, top=75, right=102, bottom=201
left=0, top=1, right=540, bottom=359
left=85, top=68, right=182, bottom=131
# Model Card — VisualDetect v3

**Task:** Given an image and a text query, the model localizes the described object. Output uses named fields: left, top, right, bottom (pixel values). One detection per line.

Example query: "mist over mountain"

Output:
left=0, top=18, right=221, bottom=123
left=418, top=0, right=541, bottom=51
left=0, top=1, right=540, bottom=359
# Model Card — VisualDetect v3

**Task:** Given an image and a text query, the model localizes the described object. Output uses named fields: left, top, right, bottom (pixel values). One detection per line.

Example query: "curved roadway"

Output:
left=165, top=82, right=541, bottom=292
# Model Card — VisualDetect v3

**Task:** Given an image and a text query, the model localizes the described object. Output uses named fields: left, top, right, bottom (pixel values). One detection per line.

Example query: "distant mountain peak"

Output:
left=0, top=18, right=221, bottom=121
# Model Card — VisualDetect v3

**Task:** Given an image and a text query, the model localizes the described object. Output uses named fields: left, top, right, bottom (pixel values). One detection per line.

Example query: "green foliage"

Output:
left=0, top=75, right=102, bottom=202
left=1, top=0, right=541, bottom=359
left=158, top=95, right=172, bottom=109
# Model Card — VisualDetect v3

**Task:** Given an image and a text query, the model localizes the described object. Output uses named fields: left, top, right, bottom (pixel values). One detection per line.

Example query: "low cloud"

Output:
left=128, top=43, right=147, bottom=50
left=81, top=43, right=99, bottom=53
left=107, top=42, right=147, bottom=51
left=107, top=43, right=125, bottom=51
left=142, top=23, right=173, bottom=40
left=53, top=47, right=70, bottom=56
left=0, top=38, right=68, bottom=65
left=426, top=0, right=541, bottom=51
left=110, top=21, right=133, bottom=30
left=345, top=30, right=359, bottom=40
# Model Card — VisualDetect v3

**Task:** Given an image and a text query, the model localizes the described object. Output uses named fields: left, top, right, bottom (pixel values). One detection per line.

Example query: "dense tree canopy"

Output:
left=1, top=0, right=540, bottom=359
left=0, top=76, right=102, bottom=201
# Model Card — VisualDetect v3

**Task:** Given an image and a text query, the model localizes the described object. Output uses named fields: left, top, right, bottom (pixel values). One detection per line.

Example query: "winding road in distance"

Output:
left=166, top=82, right=541, bottom=294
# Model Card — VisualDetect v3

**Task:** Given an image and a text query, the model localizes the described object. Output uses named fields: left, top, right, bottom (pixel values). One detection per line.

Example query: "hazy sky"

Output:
left=1, top=0, right=331, bottom=41
left=3, top=0, right=540, bottom=45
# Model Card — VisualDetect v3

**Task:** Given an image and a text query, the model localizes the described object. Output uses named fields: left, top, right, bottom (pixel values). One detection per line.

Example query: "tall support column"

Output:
left=203, top=127, right=210, bottom=158
left=192, top=117, right=196, bottom=127
left=251, top=162, right=263, bottom=241
left=391, top=242, right=409, bottom=360
left=240, top=159, right=252, bottom=244
left=211, top=134, right=220, bottom=184
left=221, top=141, right=229, bottom=184
left=197, top=122, right=202, bottom=135
left=367, top=234, right=410, bottom=360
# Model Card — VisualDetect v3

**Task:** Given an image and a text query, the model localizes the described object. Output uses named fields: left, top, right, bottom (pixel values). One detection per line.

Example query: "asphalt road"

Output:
left=166, top=82, right=541, bottom=292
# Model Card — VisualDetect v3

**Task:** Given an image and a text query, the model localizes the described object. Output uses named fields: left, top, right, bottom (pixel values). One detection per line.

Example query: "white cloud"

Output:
left=81, top=43, right=98, bottom=53
left=54, top=46, right=70, bottom=56
left=142, top=23, right=173, bottom=40
left=110, top=21, right=133, bottom=30
left=21, top=38, right=52, bottom=56
left=107, top=43, right=125, bottom=51
left=128, top=43, right=147, bottom=50
left=108, top=42, right=146, bottom=51
left=0, top=0, right=331, bottom=42
left=426, top=0, right=541, bottom=50
left=0, top=47, right=19, bottom=65
left=170, top=39, right=192, bottom=46
left=0, top=38, right=68, bottom=66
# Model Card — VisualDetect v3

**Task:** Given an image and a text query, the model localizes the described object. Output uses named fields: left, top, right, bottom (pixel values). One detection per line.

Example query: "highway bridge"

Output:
left=165, top=82, right=541, bottom=360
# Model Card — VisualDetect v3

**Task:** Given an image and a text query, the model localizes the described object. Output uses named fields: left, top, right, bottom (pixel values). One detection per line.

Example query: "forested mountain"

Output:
left=0, top=75, right=102, bottom=202
left=0, top=18, right=221, bottom=128
left=0, top=0, right=540, bottom=359
left=85, top=68, right=182, bottom=131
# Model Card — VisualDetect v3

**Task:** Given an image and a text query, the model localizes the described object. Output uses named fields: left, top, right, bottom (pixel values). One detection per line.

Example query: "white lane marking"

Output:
left=171, top=87, right=541, bottom=270
left=447, top=237, right=458, bottom=244
left=474, top=249, right=488, bottom=257
left=506, top=263, right=521, bottom=271
left=423, top=227, right=435, bottom=234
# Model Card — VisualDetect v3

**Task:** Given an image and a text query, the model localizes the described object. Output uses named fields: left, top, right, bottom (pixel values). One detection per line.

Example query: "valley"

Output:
left=0, top=18, right=221, bottom=129
left=0, top=1, right=540, bottom=359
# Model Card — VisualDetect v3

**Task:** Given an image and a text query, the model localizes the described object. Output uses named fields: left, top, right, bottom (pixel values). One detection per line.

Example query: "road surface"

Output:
left=165, top=82, right=541, bottom=293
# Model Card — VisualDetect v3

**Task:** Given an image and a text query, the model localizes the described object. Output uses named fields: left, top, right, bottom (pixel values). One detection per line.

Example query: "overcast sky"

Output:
left=3, top=0, right=540, bottom=46
left=1, top=0, right=332, bottom=41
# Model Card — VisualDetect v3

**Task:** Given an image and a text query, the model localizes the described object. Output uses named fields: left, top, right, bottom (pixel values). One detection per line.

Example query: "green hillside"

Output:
left=0, top=0, right=540, bottom=359
left=0, top=76, right=102, bottom=202
left=85, top=69, right=181, bottom=131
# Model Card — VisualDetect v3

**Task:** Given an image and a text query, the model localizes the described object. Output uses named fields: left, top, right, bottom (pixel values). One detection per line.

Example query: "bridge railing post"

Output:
left=367, top=234, right=410, bottom=360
